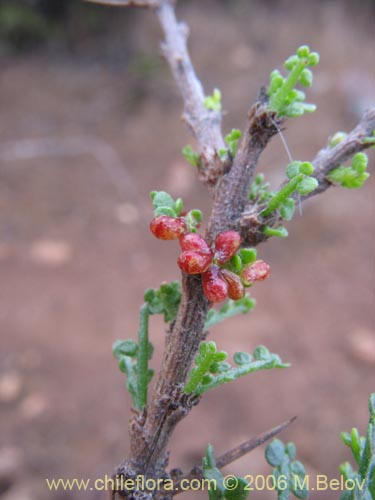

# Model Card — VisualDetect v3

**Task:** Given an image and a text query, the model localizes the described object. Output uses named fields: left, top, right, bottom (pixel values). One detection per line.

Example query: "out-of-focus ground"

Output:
left=0, top=1, right=374, bottom=499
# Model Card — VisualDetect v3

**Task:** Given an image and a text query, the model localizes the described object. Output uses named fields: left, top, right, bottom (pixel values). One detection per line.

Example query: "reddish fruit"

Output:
left=150, top=216, right=187, bottom=240
left=202, top=265, right=228, bottom=303
left=178, top=250, right=212, bottom=275
left=241, top=260, right=271, bottom=286
left=221, top=269, right=245, bottom=300
left=214, top=230, right=242, bottom=264
left=179, top=233, right=211, bottom=255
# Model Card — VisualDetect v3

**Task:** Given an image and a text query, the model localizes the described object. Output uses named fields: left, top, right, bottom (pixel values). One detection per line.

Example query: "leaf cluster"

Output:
left=339, top=393, right=375, bottom=500
left=150, top=190, right=202, bottom=231
left=267, top=45, right=319, bottom=117
left=265, top=439, right=309, bottom=500
left=203, top=445, right=250, bottom=500
left=184, top=342, right=289, bottom=396
left=144, top=281, right=181, bottom=322
left=112, top=336, right=154, bottom=407
left=204, top=88, right=222, bottom=111
left=327, top=153, right=370, bottom=189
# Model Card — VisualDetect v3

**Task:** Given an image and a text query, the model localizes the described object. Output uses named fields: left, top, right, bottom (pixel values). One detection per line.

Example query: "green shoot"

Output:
left=261, top=161, right=317, bottom=218
left=262, top=226, right=289, bottom=238
left=184, top=343, right=289, bottom=396
left=205, top=296, right=256, bottom=328
left=182, top=145, right=201, bottom=167
left=204, top=88, right=222, bottom=112
left=265, top=439, right=309, bottom=499
left=327, top=152, right=370, bottom=189
left=267, top=45, right=319, bottom=118
left=202, top=445, right=250, bottom=500
left=339, top=393, right=375, bottom=500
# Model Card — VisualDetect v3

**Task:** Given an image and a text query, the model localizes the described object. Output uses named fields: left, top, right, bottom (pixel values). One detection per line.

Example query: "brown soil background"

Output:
left=0, top=1, right=374, bottom=499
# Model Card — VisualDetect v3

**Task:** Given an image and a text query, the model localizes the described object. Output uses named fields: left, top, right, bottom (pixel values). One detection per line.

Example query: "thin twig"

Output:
left=84, top=0, right=159, bottom=7
left=241, top=106, right=375, bottom=246
left=156, top=1, right=225, bottom=164
left=172, top=416, right=297, bottom=495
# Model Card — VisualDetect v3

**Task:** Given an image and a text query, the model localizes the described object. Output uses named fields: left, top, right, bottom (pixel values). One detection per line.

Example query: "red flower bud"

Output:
left=214, top=230, right=242, bottom=264
left=202, top=265, right=228, bottom=303
left=241, top=260, right=270, bottom=286
left=178, top=250, right=212, bottom=275
left=179, top=233, right=211, bottom=255
left=150, top=216, right=187, bottom=240
left=221, top=269, right=245, bottom=300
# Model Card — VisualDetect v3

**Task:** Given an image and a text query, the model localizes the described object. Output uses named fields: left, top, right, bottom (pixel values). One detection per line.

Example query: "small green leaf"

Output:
left=205, top=296, right=256, bottom=328
left=204, top=88, right=222, bottom=112
left=225, top=129, right=242, bottom=157
left=239, top=248, right=257, bottom=265
left=265, top=439, right=285, bottom=467
left=297, top=176, right=318, bottom=195
left=329, top=131, right=348, bottom=148
left=113, top=339, right=138, bottom=358
left=263, top=225, right=289, bottom=238
left=144, top=281, right=182, bottom=322
left=280, top=198, right=296, bottom=221
left=182, top=145, right=201, bottom=167
left=224, top=478, right=250, bottom=500
left=150, top=190, right=184, bottom=218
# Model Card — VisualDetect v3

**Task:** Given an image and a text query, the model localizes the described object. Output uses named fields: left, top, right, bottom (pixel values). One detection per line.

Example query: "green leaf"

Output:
left=186, top=344, right=290, bottom=396
left=205, top=296, right=256, bottom=328
left=339, top=393, right=375, bottom=500
left=329, top=131, right=348, bottom=148
left=266, top=439, right=309, bottom=500
left=267, top=45, right=319, bottom=118
left=327, top=153, right=370, bottom=189
left=263, top=225, right=289, bottom=238
left=239, top=248, right=257, bottom=265
left=113, top=339, right=138, bottom=358
left=297, top=176, right=318, bottom=195
left=265, top=439, right=285, bottom=467
left=150, top=190, right=184, bottom=218
left=224, top=478, right=250, bottom=500
left=280, top=198, right=296, bottom=221
left=204, top=88, right=222, bottom=112
left=144, top=281, right=182, bottom=322
left=225, top=129, right=242, bottom=157
left=182, top=145, right=201, bottom=167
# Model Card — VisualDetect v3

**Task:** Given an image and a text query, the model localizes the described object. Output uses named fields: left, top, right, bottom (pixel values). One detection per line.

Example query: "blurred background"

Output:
left=0, top=0, right=374, bottom=499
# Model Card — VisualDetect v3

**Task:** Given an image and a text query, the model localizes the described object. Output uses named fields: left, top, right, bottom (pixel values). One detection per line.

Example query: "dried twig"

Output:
left=172, top=416, right=297, bottom=495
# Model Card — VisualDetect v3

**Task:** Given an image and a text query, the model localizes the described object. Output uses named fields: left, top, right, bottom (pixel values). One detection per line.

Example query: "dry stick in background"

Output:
left=86, top=1, right=375, bottom=499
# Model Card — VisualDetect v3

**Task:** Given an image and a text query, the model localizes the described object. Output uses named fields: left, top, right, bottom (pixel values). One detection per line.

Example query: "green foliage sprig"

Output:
left=339, top=393, right=375, bottom=500
left=150, top=190, right=202, bottom=231
left=261, top=161, right=317, bottom=218
left=114, top=281, right=182, bottom=409
left=203, top=445, right=250, bottom=500
left=182, top=145, right=201, bottom=167
left=327, top=152, right=370, bottom=189
left=205, top=296, right=256, bottom=328
left=249, top=173, right=274, bottom=203
left=267, top=45, right=319, bottom=118
left=204, top=88, right=222, bottom=112
left=219, top=129, right=243, bottom=159
left=184, top=342, right=289, bottom=396
left=265, top=439, right=309, bottom=500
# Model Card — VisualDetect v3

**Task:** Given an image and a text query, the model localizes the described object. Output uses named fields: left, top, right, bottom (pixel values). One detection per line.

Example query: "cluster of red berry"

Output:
left=150, top=215, right=270, bottom=303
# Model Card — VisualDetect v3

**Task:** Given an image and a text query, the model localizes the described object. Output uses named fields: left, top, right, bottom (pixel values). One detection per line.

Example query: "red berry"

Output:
left=202, top=265, right=228, bottom=303
left=179, top=233, right=211, bottom=255
left=150, top=216, right=187, bottom=240
left=178, top=250, right=212, bottom=275
left=241, top=260, right=270, bottom=286
left=214, top=230, right=242, bottom=264
left=221, top=269, right=245, bottom=300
